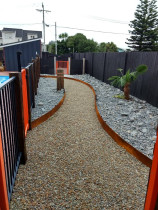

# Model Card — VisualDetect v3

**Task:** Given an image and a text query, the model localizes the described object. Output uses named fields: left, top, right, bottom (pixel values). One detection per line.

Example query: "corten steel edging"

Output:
left=40, top=75, right=152, bottom=168
left=31, top=90, right=65, bottom=129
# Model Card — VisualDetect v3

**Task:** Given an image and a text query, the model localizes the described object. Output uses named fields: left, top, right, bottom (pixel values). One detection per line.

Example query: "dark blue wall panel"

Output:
left=4, top=40, right=41, bottom=71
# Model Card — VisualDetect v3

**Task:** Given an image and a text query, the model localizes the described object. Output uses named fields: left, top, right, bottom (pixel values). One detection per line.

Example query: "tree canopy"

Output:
left=98, top=42, right=118, bottom=52
left=47, top=33, right=118, bottom=55
left=126, top=0, right=158, bottom=51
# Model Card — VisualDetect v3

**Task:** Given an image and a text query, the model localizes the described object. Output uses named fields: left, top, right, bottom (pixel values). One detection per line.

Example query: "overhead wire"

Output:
left=49, top=24, right=130, bottom=36
left=89, top=15, right=129, bottom=25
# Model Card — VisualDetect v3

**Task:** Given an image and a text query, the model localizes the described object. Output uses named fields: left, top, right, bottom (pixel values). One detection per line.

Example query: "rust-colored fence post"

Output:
left=25, top=67, right=32, bottom=130
left=9, top=72, right=27, bottom=164
left=0, top=129, right=9, bottom=210
left=57, top=69, right=64, bottom=90
left=144, top=128, right=158, bottom=210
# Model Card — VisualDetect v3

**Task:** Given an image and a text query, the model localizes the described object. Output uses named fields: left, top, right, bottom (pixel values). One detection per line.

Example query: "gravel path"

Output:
left=10, top=79, right=149, bottom=209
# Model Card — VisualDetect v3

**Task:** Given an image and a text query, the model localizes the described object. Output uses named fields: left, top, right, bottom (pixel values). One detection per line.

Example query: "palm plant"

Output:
left=108, top=65, right=148, bottom=100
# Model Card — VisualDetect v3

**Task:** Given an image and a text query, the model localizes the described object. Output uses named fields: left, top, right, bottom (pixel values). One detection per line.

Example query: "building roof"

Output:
left=23, top=30, right=42, bottom=41
left=3, top=28, right=23, bottom=37
left=1, top=28, right=42, bottom=41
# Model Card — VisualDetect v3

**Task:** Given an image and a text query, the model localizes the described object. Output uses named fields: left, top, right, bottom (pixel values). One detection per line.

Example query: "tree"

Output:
left=126, top=0, right=158, bottom=51
left=59, top=33, right=68, bottom=40
left=57, top=33, right=69, bottom=55
left=108, top=65, right=148, bottom=100
left=67, top=36, right=75, bottom=53
left=105, top=42, right=118, bottom=52
left=47, top=41, right=55, bottom=53
left=47, top=32, right=117, bottom=54
left=98, top=42, right=106, bottom=52
left=98, top=42, right=118, bottom=52
left=67, top=33, right=98, bottom=53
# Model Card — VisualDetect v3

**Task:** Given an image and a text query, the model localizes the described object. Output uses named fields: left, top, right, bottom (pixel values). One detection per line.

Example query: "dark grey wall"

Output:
left=84, top=53, right=93, bottom=75
left=104, top=52, right=126, bottom=83
left=93, top=53, right=105, bottom=81
left=4, top=40, right=41, bottom=71
left=125, top=52, right=158, bottom=105
left=41, top=52, right=54, bottom=74
left=70, top=59, right=83, bottom=75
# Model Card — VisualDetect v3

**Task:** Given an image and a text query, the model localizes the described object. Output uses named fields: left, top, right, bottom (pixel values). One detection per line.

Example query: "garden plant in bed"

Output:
left=108, top=64, right=148, bottom=100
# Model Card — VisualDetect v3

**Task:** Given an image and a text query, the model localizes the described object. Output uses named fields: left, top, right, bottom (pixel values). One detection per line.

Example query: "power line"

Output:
left=89, top=15, right=129, bottom=25
left=0, top=23, right=42, bottom=26
left=0, top=23, right=130, bottom=36
left=49, top=24, right=130, bottom=36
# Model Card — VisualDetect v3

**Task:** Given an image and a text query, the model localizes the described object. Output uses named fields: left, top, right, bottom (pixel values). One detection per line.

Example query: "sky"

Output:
left=0, top=0, right=153, bottom=49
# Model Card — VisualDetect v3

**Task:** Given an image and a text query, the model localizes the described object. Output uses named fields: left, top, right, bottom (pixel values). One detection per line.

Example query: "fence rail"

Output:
left=0, top=77, right=21, bottom=201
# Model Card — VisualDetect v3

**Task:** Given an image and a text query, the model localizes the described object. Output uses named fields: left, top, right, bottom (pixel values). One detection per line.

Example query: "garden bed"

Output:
left=31, top=77, right=64, bottom=121
left=72, top=74, right=158, bottom=159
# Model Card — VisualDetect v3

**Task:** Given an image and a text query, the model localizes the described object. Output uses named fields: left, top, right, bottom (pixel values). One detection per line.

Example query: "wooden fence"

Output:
left=0, top=56, right=40, bottom=209
left=74, top=52, right=158, bottom=108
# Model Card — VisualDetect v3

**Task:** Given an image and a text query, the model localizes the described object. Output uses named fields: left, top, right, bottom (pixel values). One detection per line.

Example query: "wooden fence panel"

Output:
left=84, top=53, right=93, bottom=75
left=104, top=52, right=126, bottom=83
left=93, top=53, right=105, bottom=81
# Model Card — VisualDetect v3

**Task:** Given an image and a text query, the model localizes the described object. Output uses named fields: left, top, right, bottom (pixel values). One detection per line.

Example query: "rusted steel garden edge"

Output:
left=40, top=75, right=152, bottom=168
left=31, top=78, right=65, bottom=129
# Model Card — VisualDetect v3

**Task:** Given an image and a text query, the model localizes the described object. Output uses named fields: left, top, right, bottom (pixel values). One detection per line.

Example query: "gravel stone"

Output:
left=31, top=77, right=64, bottom=121
left=10, top=79, right=149, bottom=210
left=73, top=74, right=158, bottom=159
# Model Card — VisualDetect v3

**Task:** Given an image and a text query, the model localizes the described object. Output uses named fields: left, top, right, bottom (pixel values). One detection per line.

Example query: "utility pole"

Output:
left=55, top=22, right=57, bottom=55
left=36, top=3, right=51, bottom=52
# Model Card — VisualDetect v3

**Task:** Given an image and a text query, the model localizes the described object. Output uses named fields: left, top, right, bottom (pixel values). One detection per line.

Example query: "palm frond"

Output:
left=136, top=65, right=148, bottom=74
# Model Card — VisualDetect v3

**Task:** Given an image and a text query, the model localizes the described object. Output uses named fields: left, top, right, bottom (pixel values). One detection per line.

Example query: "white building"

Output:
left=0, top=28, right=42, bottom=46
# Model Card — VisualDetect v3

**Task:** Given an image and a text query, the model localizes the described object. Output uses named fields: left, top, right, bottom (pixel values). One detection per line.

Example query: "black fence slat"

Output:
left=5, top=85, right=15, bottom=187
left=70, top=59, right=83, bottom=75
left=0, top=89, right=11, bottom=195
left=93, top=53, right=105, bottom=81
left=2, top=87, right=14, bottom=196
left=104, top=52, right=126, bottom=83
left=84, top=53, right=93, bottom=75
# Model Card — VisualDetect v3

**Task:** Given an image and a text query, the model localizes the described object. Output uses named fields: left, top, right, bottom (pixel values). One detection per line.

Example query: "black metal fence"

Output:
left=0, top=77, right=21, bottom=201
left=74, top=52, right=158, bottom=108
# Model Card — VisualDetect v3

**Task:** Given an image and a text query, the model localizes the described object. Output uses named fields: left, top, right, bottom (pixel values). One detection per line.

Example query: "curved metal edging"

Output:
left=31, top=81, right=65, bottom=128
left=39, top=75, right=152, bottom=168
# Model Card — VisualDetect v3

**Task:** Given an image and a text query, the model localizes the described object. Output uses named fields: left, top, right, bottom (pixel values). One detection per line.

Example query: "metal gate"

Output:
left=56, top=61, right=69, bottom=75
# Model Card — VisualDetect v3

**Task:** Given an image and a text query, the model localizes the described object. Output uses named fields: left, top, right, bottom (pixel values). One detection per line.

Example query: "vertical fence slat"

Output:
left=0, top=129, right=9, bottom=210
left=0, top=89, right=11, bottom=195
